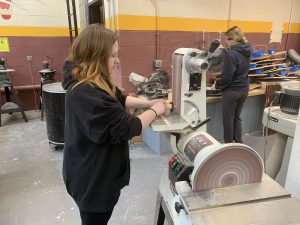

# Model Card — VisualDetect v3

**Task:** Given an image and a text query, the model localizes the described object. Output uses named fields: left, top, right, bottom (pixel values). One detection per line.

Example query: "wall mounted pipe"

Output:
left=0, top=85, right=40, bottom=93
left=151, top=0, right=159, bottom=59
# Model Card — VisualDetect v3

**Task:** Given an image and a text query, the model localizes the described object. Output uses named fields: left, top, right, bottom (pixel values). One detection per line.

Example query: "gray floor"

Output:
left=0, top=111, right=273, bottom=225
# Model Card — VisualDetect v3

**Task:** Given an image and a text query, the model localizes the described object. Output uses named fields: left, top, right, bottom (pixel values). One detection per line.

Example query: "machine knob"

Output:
left=190, top=51, right=197, bottom=57
left=175, top=202, right=184, bottom=213
left=200, top=61, right=209, bottom=70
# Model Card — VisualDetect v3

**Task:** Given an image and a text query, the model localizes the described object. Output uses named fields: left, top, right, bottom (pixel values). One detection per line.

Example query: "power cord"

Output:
left=263, top=95, right=280, bottom=172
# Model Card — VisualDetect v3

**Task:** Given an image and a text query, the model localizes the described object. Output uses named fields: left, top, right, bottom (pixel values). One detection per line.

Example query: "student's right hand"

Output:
left=146, top=99, right=166, bottom=109
left=211, top=81, right=217, bottom=90
left=151, top=101, right=167, bottom=116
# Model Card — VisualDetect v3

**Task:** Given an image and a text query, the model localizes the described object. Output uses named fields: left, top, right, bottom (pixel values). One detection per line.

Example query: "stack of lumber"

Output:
left=248, top=50, right=300, bottom=81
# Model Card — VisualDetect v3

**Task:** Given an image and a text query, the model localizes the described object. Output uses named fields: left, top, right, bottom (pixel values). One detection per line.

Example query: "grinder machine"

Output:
left=151, top=42, right=300, bottom=225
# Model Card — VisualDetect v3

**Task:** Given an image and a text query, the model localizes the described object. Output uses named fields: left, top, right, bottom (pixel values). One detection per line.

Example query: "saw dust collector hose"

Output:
left=265, top=133, right=288, bottom=179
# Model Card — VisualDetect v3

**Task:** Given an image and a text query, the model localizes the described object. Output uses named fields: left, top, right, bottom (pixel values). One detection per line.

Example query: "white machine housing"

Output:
left=151, top=48, right=210, bottom=133
left=172, top=48, right=208, bottom=131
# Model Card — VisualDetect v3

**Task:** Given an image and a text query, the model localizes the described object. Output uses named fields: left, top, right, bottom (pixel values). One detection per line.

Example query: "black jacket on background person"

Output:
left=216, top=43, right=252, bottom=92
left=62, top=61, right=142, bottom=212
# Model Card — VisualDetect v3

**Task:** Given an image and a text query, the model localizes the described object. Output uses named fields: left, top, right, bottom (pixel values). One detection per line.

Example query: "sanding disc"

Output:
left=191, top=144, right=264, bottom=191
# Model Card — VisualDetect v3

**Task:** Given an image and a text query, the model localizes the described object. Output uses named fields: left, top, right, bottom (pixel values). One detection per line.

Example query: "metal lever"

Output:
left=206, top=39, right=221, bottom=61
left=191, top=117, right=211, bottom=131
left=208, top=39, right=221, bottom=54
left=201, top=39, right=220, bottom=60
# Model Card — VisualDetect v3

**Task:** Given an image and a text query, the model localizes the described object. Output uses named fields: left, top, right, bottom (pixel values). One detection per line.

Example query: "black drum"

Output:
left=42, top=82, right=66, bottom=147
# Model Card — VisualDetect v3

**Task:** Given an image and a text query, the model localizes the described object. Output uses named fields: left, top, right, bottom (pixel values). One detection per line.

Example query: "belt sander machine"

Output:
left=151, top=42, right=300, bottom=225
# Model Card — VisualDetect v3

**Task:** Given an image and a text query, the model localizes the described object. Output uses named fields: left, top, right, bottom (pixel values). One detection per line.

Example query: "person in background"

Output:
left=62, top=24, right=167, bottom=225
left=212, top=26, right=252, bottom=143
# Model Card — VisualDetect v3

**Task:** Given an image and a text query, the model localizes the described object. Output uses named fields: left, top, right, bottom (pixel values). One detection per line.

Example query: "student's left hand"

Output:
left=211, top=82, right=216, bottom=90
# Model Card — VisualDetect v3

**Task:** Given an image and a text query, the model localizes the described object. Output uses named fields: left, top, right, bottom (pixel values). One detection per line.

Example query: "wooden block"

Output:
left=163, top=108, right=170, bottom=116
left=128, top=92, right=137, bottom=97
left=167, top=89, right=172, bottom=102
left=166, top=102, right=172, bottom=109
left=164, top=99, right=172, bottom=116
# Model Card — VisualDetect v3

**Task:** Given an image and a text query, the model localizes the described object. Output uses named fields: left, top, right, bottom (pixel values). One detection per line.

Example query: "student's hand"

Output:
left=211, top=82, right=216, bottom=90
left=147, top=99, right=166, bottom=108
left=151, top=101, right=167, bottom=116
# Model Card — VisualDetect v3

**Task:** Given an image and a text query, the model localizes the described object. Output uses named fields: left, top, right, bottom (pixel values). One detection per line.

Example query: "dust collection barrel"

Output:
left=42, top=82, right=66, bottom=149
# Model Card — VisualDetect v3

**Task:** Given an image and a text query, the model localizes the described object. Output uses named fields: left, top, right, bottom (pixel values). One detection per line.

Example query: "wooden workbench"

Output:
left=207, top=85, right=266, bottom=103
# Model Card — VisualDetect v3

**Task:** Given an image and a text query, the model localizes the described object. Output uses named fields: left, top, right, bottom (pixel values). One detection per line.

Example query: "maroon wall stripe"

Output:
left=1, top=32, right=299, bottom=111
left=1, top=36, right=70, bottom=110
left=118, top=30, right=300, bottom=92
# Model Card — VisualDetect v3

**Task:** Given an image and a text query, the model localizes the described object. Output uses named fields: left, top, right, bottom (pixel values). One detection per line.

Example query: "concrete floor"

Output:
left=0, top=110, right=274, bottom=225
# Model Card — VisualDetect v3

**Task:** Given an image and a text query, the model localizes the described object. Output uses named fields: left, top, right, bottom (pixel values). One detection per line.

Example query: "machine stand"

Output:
left=0, top=77, right=28, bottom=126
left=154, top=192, right=174, bottom=225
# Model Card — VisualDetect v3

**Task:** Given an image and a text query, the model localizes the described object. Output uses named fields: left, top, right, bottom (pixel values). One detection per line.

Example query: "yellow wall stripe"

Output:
left=290, top=23, right=300, bottom=33
left=228, top=21, right=272, bottom=33
left=0, top=26, right=71, bottom=37
left=1, top=18, right=300, bottom=36
left=118, top=15, right=156, bottom=31
left=105, top=16, right=120, bottom=31
left=117, top=15, right=300, bottom=34
left=158, top=17, right=228, bottom=32
left=283, top=22, right=300, bottom=33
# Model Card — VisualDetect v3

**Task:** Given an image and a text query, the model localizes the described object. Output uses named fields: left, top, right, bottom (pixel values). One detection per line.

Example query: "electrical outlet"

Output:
left=154, top=59, right=162, bottom=69
left=26, top=56, right=32, bottom=61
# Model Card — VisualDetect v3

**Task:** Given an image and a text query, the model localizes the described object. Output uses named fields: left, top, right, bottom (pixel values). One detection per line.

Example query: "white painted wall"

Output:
left=0, top=0, right=81, bottom=28
left=230, top=0, right=293, bottom=22
left=77, top=0, right=87, bottom=29
left=117, top=0, right=300, bottom=23
left=104, top=0, right=119, bottom=30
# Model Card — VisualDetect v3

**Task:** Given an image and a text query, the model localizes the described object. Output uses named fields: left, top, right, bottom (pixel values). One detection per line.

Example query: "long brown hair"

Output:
left=68, top=24, right=118, bottom=97
left=225, top=26, right=247, bottom=44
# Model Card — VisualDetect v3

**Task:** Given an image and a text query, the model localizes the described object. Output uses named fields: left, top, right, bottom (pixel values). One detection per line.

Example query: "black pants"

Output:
left=80, top=209, right=114, bottom=225
left=222, top=90, right=248, bottom=143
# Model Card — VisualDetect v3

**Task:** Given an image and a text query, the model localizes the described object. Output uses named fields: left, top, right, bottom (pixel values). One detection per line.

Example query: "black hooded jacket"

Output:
left=62, top=61, right=142, bottom=212
left=216, top=43, right=252, bottom=91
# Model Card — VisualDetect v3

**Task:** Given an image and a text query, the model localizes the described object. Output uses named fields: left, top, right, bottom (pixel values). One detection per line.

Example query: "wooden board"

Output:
left=251, top=55, right=271, bottom=61
left=254, top=76, right=299, bottom=81
left=249, top=83, right=262, bottom=91
left=251, top=52, right=286, bottom=62
left=254, top=57, right=286, bottom=64
left=248, top=74, right=268, bottom=77
left=263, top=68, right=285, bottom=73
left=269, top=51, right=286, bottom=56
left=249, top=63, right=284, bottom=71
